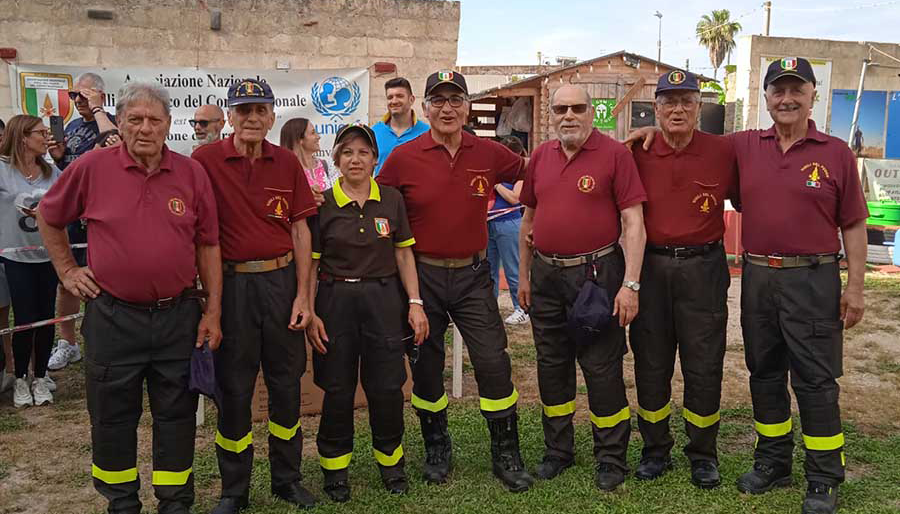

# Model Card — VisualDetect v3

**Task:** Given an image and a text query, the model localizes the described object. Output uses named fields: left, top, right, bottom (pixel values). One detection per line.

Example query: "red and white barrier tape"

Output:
left=487, top=205, right=524, bottom=222
left=0, top=243, right=87, bottom=256
left=0, top=312, right=84, bottom=337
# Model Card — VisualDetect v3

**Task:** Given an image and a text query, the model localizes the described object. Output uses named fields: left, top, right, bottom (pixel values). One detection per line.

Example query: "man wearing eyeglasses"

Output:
left=191, top=104, right=225, bottom=151
left=377, top=70, right=534, bottom=493
left=627, top=70, right=737, bottom=491
left=517, top=84, right=647, bottom=491
left=46, top=72, right=117, bottom=376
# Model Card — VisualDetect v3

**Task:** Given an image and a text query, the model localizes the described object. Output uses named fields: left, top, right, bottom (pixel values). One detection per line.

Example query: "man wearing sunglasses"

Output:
left=190, top=104, right=225, bottom=151
left=518, top=84, right=647, bottom=492
left=377, top=70, right=533, bottom=493
left=46, top=72, right=117, bottom=377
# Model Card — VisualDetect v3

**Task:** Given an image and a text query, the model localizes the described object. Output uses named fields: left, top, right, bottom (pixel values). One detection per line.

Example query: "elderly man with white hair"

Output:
left=37, top=82, right=223, bottom=514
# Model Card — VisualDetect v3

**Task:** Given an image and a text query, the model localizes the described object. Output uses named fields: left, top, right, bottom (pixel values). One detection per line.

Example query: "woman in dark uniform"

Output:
left=305, top=124, right=428, bottom=502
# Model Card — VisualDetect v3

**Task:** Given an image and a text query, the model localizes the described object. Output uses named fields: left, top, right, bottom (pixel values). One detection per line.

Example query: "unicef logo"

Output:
left=312, top=77, right=361, bottom=121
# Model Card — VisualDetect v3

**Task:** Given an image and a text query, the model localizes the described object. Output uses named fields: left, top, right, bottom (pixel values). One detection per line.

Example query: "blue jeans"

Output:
left=487, top=216, right=521, bottom=311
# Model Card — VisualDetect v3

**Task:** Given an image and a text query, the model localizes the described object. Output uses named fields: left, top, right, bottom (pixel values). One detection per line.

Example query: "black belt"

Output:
left=647, top=240, right=722, bottom=259
left=103, top=288, right=208, bottom=312
left=318, top=272, right=396, bottom=283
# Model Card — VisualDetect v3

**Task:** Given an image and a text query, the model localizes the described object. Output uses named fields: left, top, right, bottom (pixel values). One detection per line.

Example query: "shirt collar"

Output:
left=650, top=130, right=703, bottom=157
left=223, top=134, right=275, bottom=160
left=332, top=176, right=381, bottom=208
left=117, top=143, right=174, bottom=173
left=421, top=129, right=476, bottom=151
left=761, top=119, right=827, bottom=143
left=380, top=111, right=419, bottom=124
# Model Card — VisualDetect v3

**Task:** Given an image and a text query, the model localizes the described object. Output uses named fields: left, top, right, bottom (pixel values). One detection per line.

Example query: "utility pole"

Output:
left=763, top=1, right=772, bottom=36
left=654, top=11, right=663, bottom=62
left=849, top=59, right=871, bottom=153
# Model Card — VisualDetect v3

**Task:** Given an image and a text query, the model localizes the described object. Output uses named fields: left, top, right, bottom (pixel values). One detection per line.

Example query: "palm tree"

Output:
left=696, top=9, right=742, bottom=80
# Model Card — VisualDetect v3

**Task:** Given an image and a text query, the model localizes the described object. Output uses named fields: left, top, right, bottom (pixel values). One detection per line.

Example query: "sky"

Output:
left=456, top=0, right=900, bottom=75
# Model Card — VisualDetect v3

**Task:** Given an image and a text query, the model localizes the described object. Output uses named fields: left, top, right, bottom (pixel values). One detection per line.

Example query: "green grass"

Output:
left=0, top=409, right=26, bottom=433
left=184, top=402, right=900, bottom=514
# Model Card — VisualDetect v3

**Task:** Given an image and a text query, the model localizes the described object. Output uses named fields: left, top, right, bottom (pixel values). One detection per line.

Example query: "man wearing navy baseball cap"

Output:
left=629, top=69, right=738, bottom=490
left=193, top=78, right=319, bottom=512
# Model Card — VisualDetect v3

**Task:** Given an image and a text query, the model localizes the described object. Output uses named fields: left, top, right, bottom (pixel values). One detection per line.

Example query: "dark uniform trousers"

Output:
left=629, top=247, right=729, bottom=464
left=313, top=276, right=408, bottom=475
left=742, top=260, right=845, bottom=486
left=529, top=247, right=630, bottom=470
left=215, top=265, right=306, bottom=499
left=83, top=294, right=201, bottom=514
left=412, top=259, right=518, bottom=419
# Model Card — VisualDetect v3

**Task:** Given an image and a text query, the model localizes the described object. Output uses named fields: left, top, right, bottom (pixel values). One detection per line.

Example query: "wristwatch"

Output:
left=408, top=298, right=424, bottom=306
left=623, top=281, right=640, bottom=292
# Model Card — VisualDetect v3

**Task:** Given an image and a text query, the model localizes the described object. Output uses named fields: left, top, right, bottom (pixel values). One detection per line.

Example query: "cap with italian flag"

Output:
left=424, top=70, right=468, bottom=97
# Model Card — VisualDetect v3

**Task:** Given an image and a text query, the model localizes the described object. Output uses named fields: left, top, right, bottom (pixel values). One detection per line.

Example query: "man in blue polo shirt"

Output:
left=372, top=77, right=429, bottom=176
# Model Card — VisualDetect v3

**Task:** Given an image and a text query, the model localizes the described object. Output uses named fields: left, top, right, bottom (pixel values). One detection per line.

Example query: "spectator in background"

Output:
left=46, top=72, right=116, bottom=373
left=0, top=115, right=62, bottom=408
left=0, top=118, right=6, bottom=142
left=488, top=136, right=528, bottom=325
left=191, top=104, right=226, bottom=151
left=280, top=117, right=339, bottom=191
left=371, top=77, right=429, bottom=176
left=0, top=117, right=11, bottom=394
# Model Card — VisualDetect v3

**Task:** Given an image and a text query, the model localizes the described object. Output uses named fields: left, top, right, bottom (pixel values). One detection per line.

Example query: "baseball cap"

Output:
left=334, top=123, right=379, bottom=158
left=655, top=69, right=700, bottom=96
left=424, top=70, right=468, bottom=97
left=763, top=57, right=816, bottom=89
left=227, top=78, right=275, bottom=107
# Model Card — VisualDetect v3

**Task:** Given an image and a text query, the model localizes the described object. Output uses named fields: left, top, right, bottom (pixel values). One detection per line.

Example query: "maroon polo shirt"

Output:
left=732, top=120, right=868, bottom=255
left=192, top=136, right=316, bottom=262
left=520, top=129, right=647, bottom=255
left=377, top=130, right=524, bottom=258
left=633, top=130, right=738, bottom=246
left=39, top=145, right=219, bottom=303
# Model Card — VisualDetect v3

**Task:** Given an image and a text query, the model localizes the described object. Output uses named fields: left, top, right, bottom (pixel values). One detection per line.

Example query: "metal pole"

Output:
left=654, top=11, right=663, bottom=62
left=848, top=59, right=870, bottom=148
left=764, top=1, right=772, bottom=36
left=452, top=325, right=463, bottom=398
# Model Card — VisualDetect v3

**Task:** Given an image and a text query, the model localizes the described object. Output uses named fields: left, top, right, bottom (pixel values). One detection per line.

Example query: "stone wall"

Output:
left=0, top=0, right=460, bottom=121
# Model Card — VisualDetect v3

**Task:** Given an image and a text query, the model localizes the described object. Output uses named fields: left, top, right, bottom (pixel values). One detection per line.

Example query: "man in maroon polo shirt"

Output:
left=192, top=79, right=318, bottom=513
left=629, top=70, right=738, bottom=490
left=37, top=82, right=222, bottom=514
left=517, top=84, right=647, bottom=491
left=377, top=70, right=533, bottom=492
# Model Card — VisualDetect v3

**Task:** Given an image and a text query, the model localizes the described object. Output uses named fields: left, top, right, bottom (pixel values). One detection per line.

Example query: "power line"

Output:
left=776, top=0, right=899, bottom=12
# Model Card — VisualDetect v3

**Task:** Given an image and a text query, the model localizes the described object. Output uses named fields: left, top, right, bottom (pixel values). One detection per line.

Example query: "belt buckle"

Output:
left=767, top=256, right=784, bottom=268
left=673, top=247, right=689, bottom=259
left=155, top=296, right=174, bottom=310
left=243, top=260, right=266, bottom=272
left=345, top=278, right=361, bottom=283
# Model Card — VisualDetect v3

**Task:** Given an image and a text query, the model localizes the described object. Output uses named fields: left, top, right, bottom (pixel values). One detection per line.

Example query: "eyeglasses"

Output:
left=550, top=103, right=589, bottom=115
left=657, top=98, right=699, bottom=111
left=189, top=119, right=221, bottom=128
left=67, top=91, right=86, bottom=101
left=27, top=129, right=50, bottom=138
left=427, top=95, right=467, bottom=108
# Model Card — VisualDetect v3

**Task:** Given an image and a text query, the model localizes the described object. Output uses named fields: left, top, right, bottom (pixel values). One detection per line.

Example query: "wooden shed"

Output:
left=468, top=51, right=716, bottom=151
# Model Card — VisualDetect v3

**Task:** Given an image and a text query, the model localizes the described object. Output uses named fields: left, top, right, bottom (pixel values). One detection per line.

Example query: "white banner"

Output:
left=9, top=64, right=369, bottom=157
left=862, top=158, right=900, bottom=201
left=757, top=57, right=832, bottom=130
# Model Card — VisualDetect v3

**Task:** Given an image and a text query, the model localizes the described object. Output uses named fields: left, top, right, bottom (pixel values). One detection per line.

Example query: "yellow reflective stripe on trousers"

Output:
left=755, top=418, right=792, bottom=438
left=268, top=419, right=301, bottom=441
left=319, top=452, right=353, bottom=471
left=637, top=402, right=671, bottom=424
left=543, top=400, right=576, bottom=418
left=152, top=467, right=193, bottom=486
left=480, top=388, right=519, bottom=412
left=92, top=464, right=138, bottom=484
left=683, top=408, right=721, bottom=428
left=373, top=445, right=404, bottom=467
left=590, top=406, right=631, bottom=429
left=215, top=430, right=253, bottom=453
left=803, top=433, right=845, bottom=451
left=411, top=393, right=449, bottom=412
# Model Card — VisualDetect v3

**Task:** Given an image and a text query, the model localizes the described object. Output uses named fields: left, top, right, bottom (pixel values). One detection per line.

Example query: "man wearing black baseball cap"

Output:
left=377, top=70, right=534, bottom=492
left=192, top=78, right=319, bottom=512
left=626, top=57, right=868, bottom=514
left=629, top=69, right=738, bottom=489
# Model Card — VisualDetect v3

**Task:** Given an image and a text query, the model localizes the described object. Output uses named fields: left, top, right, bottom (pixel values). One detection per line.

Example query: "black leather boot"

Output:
left=487, top=413, right=534, bottom=492
left=419, top=410, right=452, bottom=484
left=322, top=469, right=350, bottom=503
left=736, top=462, right=792, bottom=494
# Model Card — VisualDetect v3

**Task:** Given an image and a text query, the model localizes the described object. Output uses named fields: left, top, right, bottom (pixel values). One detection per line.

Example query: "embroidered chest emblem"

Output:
left=692, top=193, right=718, bottom=214
left=470, top=175, right=489, bottom=197
left=802, top=162, right=830, bottom=188
left=374, top=217, right=391, bottom=237
left=577, top=175, right=595, bottom=193
left=168, top=197, right=186, bottom=216
left=266, top=195, right=289, bottom=219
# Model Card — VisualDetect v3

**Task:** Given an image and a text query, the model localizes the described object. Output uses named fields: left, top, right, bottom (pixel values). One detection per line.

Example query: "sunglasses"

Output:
left=427, top=95, right=466, bottom=108
left=550, top=103, right=589, bottom=115
left=67, top=91, right=87, bottom=101
left=189, top=119, right=221, bottom=128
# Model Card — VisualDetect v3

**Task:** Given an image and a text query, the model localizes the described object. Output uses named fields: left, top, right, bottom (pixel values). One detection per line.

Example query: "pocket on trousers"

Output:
left=810, top=319, right=844, bottom=378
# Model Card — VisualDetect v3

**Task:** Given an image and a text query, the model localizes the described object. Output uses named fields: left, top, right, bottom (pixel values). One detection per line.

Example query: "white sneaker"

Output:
left=0, top=370, right=15, bottom=393
left=13, top=378, right=33, bottom=408
left=27, top=373, right=56, bottom=392
left=48, top=339, right=82, bottom=370
left=504, top=308, right=530, bottom=325
left=32, top=376, right=53, bottom=406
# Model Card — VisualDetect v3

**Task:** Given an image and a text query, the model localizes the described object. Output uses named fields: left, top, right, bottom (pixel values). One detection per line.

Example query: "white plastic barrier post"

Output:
left=452, top=325, right=463, bottom=398
left=196, top=395, right=205, bottom=426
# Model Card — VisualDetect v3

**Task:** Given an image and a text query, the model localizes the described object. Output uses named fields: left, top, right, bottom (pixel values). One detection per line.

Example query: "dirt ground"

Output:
left=0, top=274, right=898, bottom=513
